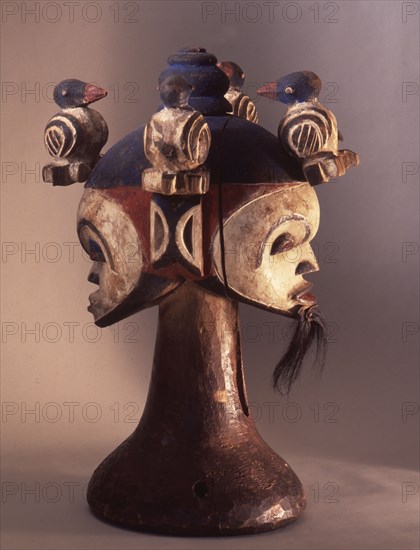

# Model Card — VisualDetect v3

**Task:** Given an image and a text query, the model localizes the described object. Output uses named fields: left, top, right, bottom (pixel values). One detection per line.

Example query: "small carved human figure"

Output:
left=43, top=79, right=108, bottom=185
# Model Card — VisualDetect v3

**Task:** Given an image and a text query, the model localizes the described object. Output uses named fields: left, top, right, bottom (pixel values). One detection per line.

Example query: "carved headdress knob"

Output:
left=159, top=47, right=231, bottom=115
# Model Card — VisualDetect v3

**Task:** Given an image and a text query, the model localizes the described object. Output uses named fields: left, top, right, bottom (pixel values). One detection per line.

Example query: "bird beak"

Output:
left=257, top=82, right=277, bottom=101
left=83, top=84, right=107, bottom=104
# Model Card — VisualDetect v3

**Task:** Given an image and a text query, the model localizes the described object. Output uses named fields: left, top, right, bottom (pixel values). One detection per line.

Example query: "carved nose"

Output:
left=88, top=265, right=100, bottom=285
left=295, top=260, right=318, bottom=276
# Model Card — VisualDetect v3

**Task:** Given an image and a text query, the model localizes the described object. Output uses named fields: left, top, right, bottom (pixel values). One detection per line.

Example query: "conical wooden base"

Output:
left=87, top=282, right=305, bottom=535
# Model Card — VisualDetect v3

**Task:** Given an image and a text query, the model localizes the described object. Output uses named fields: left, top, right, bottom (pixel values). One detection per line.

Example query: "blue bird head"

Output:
left=217, top=61, right=245, bottom=91
left=257, top=71, right=322, bottom=104
left=53, top=79, right=107, bottom=108
left=158, top=75, right=194, bottom=109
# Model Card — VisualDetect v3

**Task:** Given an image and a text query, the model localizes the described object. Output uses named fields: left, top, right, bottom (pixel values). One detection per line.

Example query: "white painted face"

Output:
left=77, top=189, right=142, bottom=324
left=213, top=183, right=320, bottom=314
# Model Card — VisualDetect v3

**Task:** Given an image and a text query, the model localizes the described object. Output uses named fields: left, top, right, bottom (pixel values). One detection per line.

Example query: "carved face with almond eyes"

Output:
left=77, top=189, right=180, bottom=327
left=77, top=189, right=143, bottom=325
left=212, top=182, right=320, bottom=316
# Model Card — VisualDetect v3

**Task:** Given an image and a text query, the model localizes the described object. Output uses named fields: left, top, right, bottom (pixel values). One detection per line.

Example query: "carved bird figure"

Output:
left=257, top=71, right=359, bottom=184
left=43, top=79, right=108, bottom=185
left=218, top=60, right=258, bottom=123
left=144, top=75, right=211, bottom=176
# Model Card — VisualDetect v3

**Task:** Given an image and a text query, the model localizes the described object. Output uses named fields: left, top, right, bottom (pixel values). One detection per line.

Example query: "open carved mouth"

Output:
left=87, top=290, right=100, bottom=312
left=291, top=282, right=317, bottom=307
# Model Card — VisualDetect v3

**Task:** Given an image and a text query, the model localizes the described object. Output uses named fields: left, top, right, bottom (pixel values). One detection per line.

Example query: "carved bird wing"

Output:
left=145, top=109, right=211, bottom=173
left=225, top=90, right=259, bottom=124
left=44, top=114, right=80, bottom=158
left=279, top=104, right=335, bottom=158
left=180, top=111, right=211, bottom=167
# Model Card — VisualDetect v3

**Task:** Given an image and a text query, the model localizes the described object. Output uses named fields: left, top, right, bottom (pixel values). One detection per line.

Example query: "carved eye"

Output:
left=88, top=239, right=105, bottom=262
left=284, top=87, right=294, bottom=94
left=61, top=89, right=68, bottom=96
left=270, top=233, right=295, bottom=255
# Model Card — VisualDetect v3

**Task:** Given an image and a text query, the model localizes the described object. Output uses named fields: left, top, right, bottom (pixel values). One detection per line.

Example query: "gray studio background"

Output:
left=1, top=1, right=419, bottom=549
